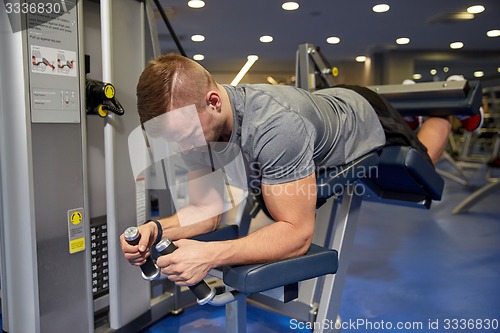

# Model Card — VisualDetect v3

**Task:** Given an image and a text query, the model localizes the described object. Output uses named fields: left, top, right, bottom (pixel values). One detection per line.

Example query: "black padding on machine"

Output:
left=369, top=80, right=483, bottom=117
left=223, top=244, right=338, bottom=295
left=363, top=146, right=444, bottom=207
left=192, top=224, right=239, bottom=242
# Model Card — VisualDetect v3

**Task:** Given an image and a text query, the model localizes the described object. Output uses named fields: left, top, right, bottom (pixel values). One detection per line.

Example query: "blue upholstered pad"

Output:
left=368, top=146, right=444, bottom=201
left=315, top=146, right=444, bottom=205
left=222, top=244, right=338, bottom=295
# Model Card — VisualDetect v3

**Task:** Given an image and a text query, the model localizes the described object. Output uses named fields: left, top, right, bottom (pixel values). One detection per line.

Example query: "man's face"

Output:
left=145, top=104, right=207, bottom=153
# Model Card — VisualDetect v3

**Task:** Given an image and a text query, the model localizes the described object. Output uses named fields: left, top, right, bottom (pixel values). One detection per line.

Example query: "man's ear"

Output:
left=206, top=91, right=221, bottom=110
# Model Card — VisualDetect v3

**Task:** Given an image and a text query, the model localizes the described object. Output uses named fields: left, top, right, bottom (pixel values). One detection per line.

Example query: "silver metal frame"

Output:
left=0, top=9, right=40, bottom=332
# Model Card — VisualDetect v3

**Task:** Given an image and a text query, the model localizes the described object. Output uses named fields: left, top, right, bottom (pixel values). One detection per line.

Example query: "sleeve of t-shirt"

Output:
left=253, top=111, right=315, bottom=185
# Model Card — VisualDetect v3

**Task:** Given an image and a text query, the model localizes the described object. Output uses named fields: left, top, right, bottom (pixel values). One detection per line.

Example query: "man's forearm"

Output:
left=158, top=205, right=221, bottom=240
left=210, top=219, right=313, bottom=268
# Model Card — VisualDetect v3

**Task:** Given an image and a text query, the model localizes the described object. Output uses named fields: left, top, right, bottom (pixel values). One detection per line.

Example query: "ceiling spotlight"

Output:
left=326, top=36, right=341, bottom=44
left=355, top=56, right=367, bottom=63
left=373, top=4, right=390, bottom=13
left=430, top=69, right=437, bottom=75
left=259, top=35, right=273, bottom=43
left=487, top=30, right=500, bottom=37
left=412, top=73, right=422, bottom=80
left=396, top=37, right=410, bottom=45
left=282, top=2, right=299, bottom=11
left=473, top=71, right=484, bottom=78
left=191, top=34, right=205, bottom=42
left=187, top=0, right=205, bottom=9
left=467, top=5, right=485, bottom=14
left=450, top=41, right=464, bottom=49
left=443, top=67, right=449, bottom=73
left=193, top=54, right=205, bottom=61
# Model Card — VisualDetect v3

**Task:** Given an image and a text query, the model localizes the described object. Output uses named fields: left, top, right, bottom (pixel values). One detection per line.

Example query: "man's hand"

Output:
left=156, top=239, right=213, bottom=286
left=120, top=222, right=158, bottom=265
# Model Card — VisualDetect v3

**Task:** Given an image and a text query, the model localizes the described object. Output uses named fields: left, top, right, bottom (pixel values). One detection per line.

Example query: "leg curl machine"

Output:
left=178, top=46, right=481, bottom=333
left=170, top=80, right=480, bottom=331
left=130, top=44, right=482, bottom=332
left=180, top=142, right=443, bottom=333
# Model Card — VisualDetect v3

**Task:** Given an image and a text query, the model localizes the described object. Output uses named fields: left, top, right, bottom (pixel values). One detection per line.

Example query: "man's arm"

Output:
left=121, top=168, right=223, bottom=264
left=157, top=172, right=317, bottom=285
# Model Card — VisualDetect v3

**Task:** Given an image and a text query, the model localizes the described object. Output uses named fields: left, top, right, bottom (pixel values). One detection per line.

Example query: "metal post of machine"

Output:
left=295, top=43, right=336, bottom=92
left=96, top=0, right=155, bottom=329
left=0, top=1, right=93, bottom=332
left=0, top=8, right=40, bottom=332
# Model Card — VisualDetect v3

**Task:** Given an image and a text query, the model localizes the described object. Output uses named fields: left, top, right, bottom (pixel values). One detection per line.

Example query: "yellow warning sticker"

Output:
left=70, top=238, right=85, bottom=254
left=68, top=208, right=85, bottom=254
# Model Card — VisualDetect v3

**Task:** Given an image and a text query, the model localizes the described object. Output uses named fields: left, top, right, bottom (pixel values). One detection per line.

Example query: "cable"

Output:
left=152, top=0, right=187, bottom=57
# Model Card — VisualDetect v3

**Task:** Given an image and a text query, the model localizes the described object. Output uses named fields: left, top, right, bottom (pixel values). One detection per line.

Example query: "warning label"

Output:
left=67, top=208, right=85, bottom=254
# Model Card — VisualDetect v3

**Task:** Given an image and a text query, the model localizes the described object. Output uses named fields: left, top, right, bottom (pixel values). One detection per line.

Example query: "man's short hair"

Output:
left=136, top=53, right=216, bottom=125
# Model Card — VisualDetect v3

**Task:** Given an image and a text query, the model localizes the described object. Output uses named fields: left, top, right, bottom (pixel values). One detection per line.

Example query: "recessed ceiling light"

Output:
left=373, top=4, right=390, bottom=13
left=191, top=34, right=205, bottom=42
left=282, top=2, right=299, bottom=11
left=487, top=29, right=500, bottom=37
left=193, top=54, right=205, bottom=61
left=473, top=71, right=484, bottom=77
left=443, top=67, right=449, bottom=73
left=187, top=0, right=205, bottom=9
left=396, top=37, right=410, bottom=45
left=498, top=67, right=500, bottom=73
left=412, top=73, right=422, bottom=80
left=326, top=36, right=340, bottom=44
left=430, top=69, right=437, bottom=75
left=467, top=5, right=485, bottom=14
left=450, top=41, right=464, bottom=49
left=259, top=35, right=273, bottom=43
left=356, top=56, right=367, bottom=63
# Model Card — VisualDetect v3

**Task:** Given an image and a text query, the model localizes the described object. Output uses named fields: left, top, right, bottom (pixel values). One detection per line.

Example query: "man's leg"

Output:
left=417, top=117, right=452, bottom=164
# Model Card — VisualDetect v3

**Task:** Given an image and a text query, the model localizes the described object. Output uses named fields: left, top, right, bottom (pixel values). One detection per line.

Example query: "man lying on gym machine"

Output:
left=121, top=53, right=481, bottom=286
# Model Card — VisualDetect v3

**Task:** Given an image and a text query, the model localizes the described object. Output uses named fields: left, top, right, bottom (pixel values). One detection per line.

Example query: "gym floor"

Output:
left=143, top=161, right=500, bottom=333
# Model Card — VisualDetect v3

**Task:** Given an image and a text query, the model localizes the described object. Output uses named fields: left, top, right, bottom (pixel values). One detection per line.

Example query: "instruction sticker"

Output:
left=68, top=208, right=85, bottom=254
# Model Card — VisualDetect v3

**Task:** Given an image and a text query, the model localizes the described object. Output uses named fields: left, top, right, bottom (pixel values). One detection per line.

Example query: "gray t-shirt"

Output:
left=223, top=84, right=386, bottom=187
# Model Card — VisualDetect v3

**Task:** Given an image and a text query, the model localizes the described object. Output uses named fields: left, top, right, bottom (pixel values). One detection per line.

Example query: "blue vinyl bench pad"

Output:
left=316, top=146, right=444, bottom=204
left=222, top=244, right=338, bottom=295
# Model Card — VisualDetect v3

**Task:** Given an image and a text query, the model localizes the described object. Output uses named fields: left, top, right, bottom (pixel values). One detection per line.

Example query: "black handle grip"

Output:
left=124, top=227, right=160, bottom=280
left=156, top=238, right=215, bottom=304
